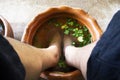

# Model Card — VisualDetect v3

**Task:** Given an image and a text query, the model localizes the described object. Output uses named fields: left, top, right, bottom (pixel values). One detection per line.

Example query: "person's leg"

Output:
left=64, top=36, right=97, bottom=79
left=64, top=11, right=120, bottom=80
left=6, top=33, right=61, bottom=80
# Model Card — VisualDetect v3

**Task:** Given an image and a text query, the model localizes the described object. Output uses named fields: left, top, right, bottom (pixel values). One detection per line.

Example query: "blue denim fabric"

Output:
left=0, top=35, right=25, bottom=80
left=87, top=11, right=120, bottom=80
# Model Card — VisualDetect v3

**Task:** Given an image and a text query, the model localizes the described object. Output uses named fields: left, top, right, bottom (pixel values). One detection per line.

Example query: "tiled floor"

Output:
left=0, top=0, right=120, bottom=40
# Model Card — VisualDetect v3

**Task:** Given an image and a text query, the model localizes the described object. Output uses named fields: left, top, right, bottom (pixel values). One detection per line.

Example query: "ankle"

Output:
left=40, top=47, right=60, bottom=70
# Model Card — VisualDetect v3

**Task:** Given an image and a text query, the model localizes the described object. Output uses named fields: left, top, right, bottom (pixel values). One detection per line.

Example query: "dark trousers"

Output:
left=0, top=35, right=25, bottom=80
left=87, top=11, right=120, bottom=80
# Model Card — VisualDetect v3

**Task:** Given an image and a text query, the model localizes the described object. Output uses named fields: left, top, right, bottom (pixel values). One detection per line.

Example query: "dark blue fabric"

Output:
left=0, top=35, right=25, bottom=80
left=87, top=11, right=120, bottom=80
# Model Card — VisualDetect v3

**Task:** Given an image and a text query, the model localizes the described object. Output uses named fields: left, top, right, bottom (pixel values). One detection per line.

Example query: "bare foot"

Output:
left=64, top=36, right=98, bottom=79
left=41, top=32, right=62, bottom=70
left=64, top=36, right=72, bottom=48
left=48, top=32, right=62, bottom=59
left=64, top=36, right=80, bottom=67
